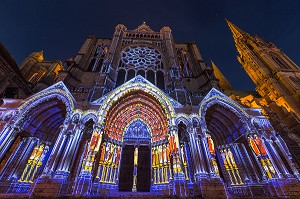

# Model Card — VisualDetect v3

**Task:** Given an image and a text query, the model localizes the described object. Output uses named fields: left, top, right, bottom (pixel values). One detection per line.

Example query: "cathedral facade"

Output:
left=0, top=22, right=300, bottom=198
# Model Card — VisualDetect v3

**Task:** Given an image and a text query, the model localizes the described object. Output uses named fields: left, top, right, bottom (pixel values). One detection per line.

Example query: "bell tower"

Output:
left=227, top=20, right=300, bottom=133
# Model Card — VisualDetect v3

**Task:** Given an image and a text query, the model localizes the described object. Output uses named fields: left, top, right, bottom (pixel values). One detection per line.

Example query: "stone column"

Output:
left=81, top=124, right=103, bottom=173
left=73, top=124, right=103, bottom=196
left=196, top=137, right=207, bottom=175
left=32, top=124, right=70, bottom=198
left=61, top=124, right=85, bottom=172
left=0, top=125, right=20, bottom=160
left=0, top=137, right=38, bottom=181
left=193, top=131, right=228, bottom=199
left=54, top=133, right=74, bottom=179
left=231, top=144, right=252, bottom=183
left=41, top=125, right=68, bottom=177
left=274, top=139, right=300, bottom=179
left=168, top=125, right=187, bottom=197
left=0, top=125, right=14, bottom=150
left=261, top=139, right=283, bottom=179
left=187, top=127, right=204, bottom=175
left=132, top=146, right=138, bottom=192
left=267, top=140, right=292, bottom=178
left=248, top=144, right=268, bottom=182
left=201, top=131, right=217, bottom=177
left=115, top=146, right=123, bottom=184
left=168, top=126, right=182, bottom=174
left=241, top=143, right=261, bottom=182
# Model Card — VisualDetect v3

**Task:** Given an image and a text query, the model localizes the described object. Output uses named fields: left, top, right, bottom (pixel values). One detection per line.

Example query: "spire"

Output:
left=211, top=60, right=234, bottom=90
left=226, top=19, right=247, bottom=40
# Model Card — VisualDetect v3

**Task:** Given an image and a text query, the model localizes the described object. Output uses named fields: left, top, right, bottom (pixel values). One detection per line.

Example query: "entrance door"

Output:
left=137, top=146, right=151, bottom=192
left=118, top=145, right=134, bottom=191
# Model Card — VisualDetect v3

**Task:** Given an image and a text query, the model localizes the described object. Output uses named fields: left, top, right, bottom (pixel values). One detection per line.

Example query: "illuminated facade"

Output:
left=226, top=20, right=300, bottom=135
left=0, top=22, right=300, bottom=198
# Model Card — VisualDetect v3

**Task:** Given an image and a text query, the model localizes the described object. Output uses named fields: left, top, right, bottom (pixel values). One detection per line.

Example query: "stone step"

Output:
left=0, top=193, right=293, bottom=199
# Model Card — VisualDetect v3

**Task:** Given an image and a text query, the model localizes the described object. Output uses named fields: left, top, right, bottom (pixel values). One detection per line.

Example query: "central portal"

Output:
left=118, top=120, right=151, bottom=192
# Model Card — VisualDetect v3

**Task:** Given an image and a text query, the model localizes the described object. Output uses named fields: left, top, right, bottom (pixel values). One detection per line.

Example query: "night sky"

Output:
left=1, top=0, right=299, bottom=91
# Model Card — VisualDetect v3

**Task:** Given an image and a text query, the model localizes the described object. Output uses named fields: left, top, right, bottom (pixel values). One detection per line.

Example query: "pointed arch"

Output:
left=199, top=88, right=251, bottom=136
left=14, top=82, right=75, bottom=127
left=175, top=116, right=191, bottom=127
left=98, top=76, right=176, bottom=142
left=99, top=76, right=175, bottom=122
left=102, top=90, right=170, bottom=142
left=81, top=111, right=98, bottom=124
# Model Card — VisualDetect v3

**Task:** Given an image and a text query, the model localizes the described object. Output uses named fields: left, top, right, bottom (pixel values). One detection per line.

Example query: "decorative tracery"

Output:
left=121, top=46, right=163, bottom=70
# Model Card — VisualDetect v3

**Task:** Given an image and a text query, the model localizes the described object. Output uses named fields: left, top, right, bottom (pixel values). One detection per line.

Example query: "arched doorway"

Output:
left=75, top=79, right=177, bottom=196
left=204, top=103, right=246, bottom=186
left=102, top=90, right=169, bottom=192
left=119, top=120, right=151, bottom=191
left=0, top=96, right=68, bottom=193
left=202, top=102, right=274, bottom=196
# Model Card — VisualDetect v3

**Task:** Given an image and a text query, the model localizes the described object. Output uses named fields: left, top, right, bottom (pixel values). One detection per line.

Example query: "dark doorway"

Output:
left=137, top=146, right=151, bottom=192
left=118, top=145, right=134, bottom=191
left=118, top=145, right=151, bottom=192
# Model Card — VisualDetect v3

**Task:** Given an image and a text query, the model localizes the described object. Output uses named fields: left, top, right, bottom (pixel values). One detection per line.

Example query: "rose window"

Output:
left=121, top=46, right=163, bottom=69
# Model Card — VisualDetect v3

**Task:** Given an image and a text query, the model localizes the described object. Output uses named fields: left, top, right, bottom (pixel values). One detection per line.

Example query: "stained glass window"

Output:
left=121, top=46, right=163, bottom=69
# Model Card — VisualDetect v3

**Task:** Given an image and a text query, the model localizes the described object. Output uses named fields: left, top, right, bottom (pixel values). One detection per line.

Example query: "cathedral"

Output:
left=0, top=21, right=300, bottom=198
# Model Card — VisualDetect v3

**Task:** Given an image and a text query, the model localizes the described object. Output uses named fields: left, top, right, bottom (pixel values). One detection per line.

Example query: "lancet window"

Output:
left=116, top=45, right=165, bottom=89
left=87, top=44, right=108, bottom=72
left=177, top=49, right=192, bottom=77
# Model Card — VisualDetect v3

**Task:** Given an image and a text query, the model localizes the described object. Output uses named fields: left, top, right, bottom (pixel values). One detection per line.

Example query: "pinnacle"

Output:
left=226, top=19, right=247, bottom=39
left=211, top=60, right=234, bottom=90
